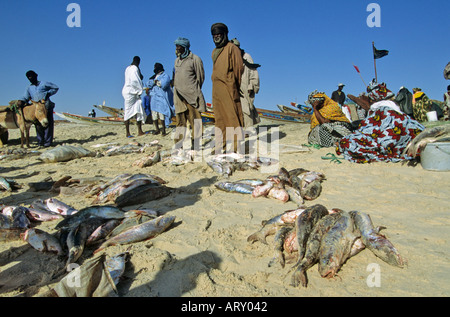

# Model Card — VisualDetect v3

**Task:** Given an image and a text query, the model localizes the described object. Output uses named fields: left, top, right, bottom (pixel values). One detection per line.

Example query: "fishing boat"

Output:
left=277, top=104, right=306, bottom=115
left=290, top=102, right=313, bottom=115
left=93, top=102, right=124, bottom=118
left=55, top=112, right=125, bottom=125
left=256, top=108, right=311, bottom=124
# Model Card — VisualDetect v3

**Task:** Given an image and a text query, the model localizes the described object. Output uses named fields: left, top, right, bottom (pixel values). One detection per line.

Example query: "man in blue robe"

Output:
left=19, top=70, right=59, bottom=147
left=147, top=63, right=174, bottom=135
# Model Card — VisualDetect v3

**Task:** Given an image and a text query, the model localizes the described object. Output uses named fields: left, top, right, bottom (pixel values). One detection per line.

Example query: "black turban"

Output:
left=154, top=63, right=164, bottom=74
left=211, top=23, right=228, bottom=35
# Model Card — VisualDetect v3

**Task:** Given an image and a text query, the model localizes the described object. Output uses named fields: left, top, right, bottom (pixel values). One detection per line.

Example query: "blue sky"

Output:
left=0, top=0, right=449, bottom=116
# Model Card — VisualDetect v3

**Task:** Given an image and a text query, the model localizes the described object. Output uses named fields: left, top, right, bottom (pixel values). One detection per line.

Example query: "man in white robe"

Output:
left=122, top=56, right=146, bottom=137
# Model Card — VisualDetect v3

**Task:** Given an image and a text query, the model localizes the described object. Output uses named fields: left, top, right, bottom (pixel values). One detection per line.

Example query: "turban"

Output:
left=174, top=37, right=190, bottom=59
left=211, top=23, right=228, bottom=35
left=174, top=37, right=190, bottom=49
left=154, top=63, right=164, bottom=74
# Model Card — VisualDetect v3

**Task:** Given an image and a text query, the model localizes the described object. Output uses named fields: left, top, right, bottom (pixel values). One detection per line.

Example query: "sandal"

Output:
left=321, top=152, right=343, bottom=164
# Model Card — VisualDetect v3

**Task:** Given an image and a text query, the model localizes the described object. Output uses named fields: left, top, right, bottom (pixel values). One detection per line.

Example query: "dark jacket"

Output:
left=395, top=88, right=413, bottom=116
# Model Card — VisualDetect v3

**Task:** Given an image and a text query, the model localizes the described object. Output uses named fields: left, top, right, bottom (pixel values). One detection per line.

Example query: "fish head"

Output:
left=318, top=255, right=340, bottom=278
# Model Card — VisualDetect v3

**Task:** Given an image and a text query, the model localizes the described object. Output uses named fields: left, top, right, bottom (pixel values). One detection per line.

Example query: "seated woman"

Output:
left=336, top=93, right=425, bottom=163
left=412, top=88, right=443, bottom=122
left=307, top=90, right=353, bottom=147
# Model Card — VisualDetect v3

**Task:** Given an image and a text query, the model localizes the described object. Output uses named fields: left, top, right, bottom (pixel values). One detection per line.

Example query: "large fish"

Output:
left=45, top=198, right=78, bottom=216
left=66, top=222, right=88, bottom=266
left=27, top=207, right=63, bottom=222
left=55, top=205, right=125, bottom=230
left=293, top=204, right=330, bottom=265
left=22, top=228, right=64, bottom=256
left=114, top=183, right=171, bottom=207
left=350, top=210, right=406, bottom=268
left=94, top=214, right=176, bottom=253
left=214, top=181, right=255, bottom=194
left=290, top=211, right=343, bottom=287
left=317, top=211, right=359, bottom=279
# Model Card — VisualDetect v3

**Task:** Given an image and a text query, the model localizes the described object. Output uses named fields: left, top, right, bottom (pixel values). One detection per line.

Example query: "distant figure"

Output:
left=173, top=37, right=206, bottom=149
left=443, top=85, right=450, bottom=121
left=147, top=63, right=174, bottom=136
left=19, top=70, right=59, bottom=147
left=122, top=56, right=146, bottom=138
left=230, top=38, right=261, bottom=128
left=395, top=87, right=413, bottom=118
left=88, top=109, right=96, bottom=118
left=142, top=87, right=152, bottom=124
left=211, top=22, right=244, bottom=153
left=331, top=84, right=346, bottom=107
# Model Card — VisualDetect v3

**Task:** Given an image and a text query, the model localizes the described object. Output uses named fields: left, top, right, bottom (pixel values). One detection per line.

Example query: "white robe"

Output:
left=122, top=65, right=146, bottom=121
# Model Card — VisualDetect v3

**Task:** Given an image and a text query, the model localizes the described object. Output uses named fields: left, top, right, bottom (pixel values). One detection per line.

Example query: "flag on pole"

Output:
left=373, top=45, right=389, bottom=59
left=353, top=65, right=360, bottom=73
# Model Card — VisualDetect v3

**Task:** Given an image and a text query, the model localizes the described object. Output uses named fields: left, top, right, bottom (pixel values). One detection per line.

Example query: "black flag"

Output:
left=373, top=45, right=389, bottom=59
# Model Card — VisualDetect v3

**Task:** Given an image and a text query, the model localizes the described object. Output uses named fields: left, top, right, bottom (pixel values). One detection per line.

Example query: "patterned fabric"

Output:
left=308, top=121, right=353, bottom=148
left=412, top=92, right=433, bottom=122
left=336, top=106, right=425, bottom=163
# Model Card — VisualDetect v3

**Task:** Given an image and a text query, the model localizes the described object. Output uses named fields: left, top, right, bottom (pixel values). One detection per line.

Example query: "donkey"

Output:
left=0, top=100, right=48, bottom=148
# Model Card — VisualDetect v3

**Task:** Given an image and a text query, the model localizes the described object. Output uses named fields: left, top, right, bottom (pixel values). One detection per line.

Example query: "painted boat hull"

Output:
left=55, top=112, right=125, bottom=125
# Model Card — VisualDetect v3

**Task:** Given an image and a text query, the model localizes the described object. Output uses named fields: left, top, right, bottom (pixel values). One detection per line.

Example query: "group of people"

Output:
left=122, top=23, right=261, bottom=153
left=307, top=80, right=450, bottom=163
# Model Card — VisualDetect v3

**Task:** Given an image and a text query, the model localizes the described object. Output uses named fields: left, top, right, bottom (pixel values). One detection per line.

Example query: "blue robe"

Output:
left=147, top=72, right=174, bottom=127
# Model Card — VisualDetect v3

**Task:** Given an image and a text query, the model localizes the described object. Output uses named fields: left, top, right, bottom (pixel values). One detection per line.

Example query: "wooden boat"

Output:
left=290, top=102, right=313, bottom=115
left=256, top=108, right=311, bottom=124
left=55, top=112, right=125, bottom=125
left=277, top=104, right=305, bottom=114
left=94, top=102, right=124, bottom=118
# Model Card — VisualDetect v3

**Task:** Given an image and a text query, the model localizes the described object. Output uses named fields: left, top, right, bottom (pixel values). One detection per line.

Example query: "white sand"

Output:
left=0, top=120, right=449, bottom=297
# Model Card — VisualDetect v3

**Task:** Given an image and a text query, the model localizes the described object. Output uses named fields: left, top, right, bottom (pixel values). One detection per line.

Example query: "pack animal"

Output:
left=0, top=100, right=48, bottom=148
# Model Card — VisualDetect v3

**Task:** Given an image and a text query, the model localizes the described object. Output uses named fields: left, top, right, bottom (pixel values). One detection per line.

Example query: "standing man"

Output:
left=147, top=63, right=174, bottom=136
left=122, top=56, right=146, bottom=138
left=331, top=83, right=346, bottom=107
left=19, top=70, right=58, bottom=147
left=230, top=38, right=260, bottom=128
left=210, top=23, right=244, bottom=153
left=173, top=37, right=206, bottom=150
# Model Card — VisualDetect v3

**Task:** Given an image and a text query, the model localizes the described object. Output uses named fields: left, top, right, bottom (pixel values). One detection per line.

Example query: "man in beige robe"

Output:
left=211, top=23, right=244, bottom=153
left=173, top=37, right=206, bottom=150
left=231, top=38, right=260, bottom=128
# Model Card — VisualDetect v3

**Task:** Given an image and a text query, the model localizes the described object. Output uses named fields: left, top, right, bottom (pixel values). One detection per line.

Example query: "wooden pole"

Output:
left=372, top=41, right=378, bottom=83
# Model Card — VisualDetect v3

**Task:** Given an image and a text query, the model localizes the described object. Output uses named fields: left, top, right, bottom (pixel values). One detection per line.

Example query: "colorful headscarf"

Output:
left=307, top=91, right=350, bottom=129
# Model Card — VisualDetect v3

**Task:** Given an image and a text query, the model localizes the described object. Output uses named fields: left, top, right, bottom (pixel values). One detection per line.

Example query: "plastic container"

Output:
left=421, top=142, right=450, bottom=171
left=426, top=111, right=438, bottom=122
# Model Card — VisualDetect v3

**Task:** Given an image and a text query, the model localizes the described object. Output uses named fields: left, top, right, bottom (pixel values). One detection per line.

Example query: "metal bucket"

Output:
left=421, top=142, right=450, bottom=171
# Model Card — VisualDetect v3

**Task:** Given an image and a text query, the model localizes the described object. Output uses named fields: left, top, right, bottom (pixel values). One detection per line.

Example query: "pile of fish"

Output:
left=85, top=173, right=172, bottom=207
left=215, top=167, right=326, bottom=206
left=247, top=204, right=406, bottom=288
left=207, top=153, right=279, bottom=177
left=0, top=148, right=40, bottom=161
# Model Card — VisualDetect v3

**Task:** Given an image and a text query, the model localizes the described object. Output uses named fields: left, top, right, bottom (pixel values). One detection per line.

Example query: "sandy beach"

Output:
left=0, top=118, right=449, bottom=298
